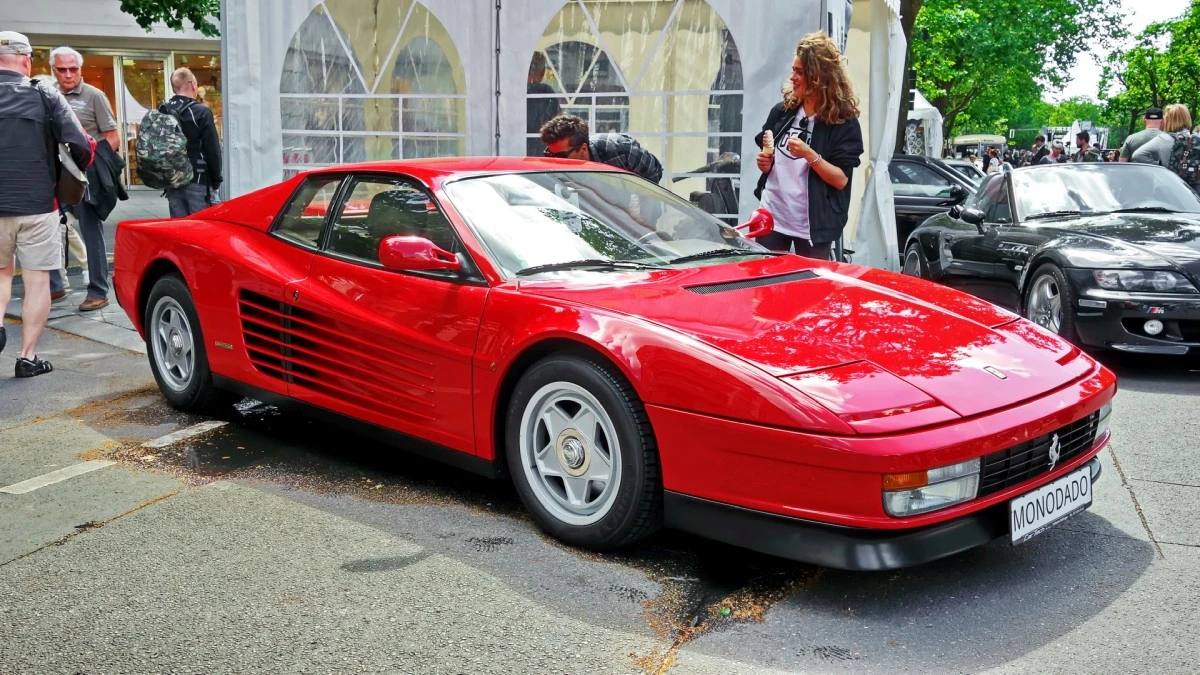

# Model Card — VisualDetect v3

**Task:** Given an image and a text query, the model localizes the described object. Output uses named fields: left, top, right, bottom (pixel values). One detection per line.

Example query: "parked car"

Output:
left=903, top=162, right=1200, bottom=355
left=889, top=154, right=976, bottom=249
left=115, top=158, right=1114, bottom=570
left=943, top=158, right=985, bottom=185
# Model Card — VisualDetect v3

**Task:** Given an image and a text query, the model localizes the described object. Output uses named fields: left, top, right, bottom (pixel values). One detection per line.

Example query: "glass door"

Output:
left=120, top=57, right=170, bottom=186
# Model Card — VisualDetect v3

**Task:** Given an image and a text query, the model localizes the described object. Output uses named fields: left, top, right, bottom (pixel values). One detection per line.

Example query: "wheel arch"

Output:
left=1019, top=250, right=1071, bottom=307
left=137, top=258, right=187, bottom=333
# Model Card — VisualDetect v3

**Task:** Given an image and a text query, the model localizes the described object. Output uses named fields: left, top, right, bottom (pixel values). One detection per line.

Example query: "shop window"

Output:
left=528, top=0, right=743, bottom=220
left=280, top=0, right=467, bottom=178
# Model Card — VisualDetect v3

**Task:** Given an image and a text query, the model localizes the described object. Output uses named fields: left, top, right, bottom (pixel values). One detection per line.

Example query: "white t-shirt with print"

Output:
left=761, top=109, right=817, bottom=239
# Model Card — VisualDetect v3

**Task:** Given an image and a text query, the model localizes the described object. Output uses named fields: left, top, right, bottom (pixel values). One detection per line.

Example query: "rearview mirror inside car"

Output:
left=378, top=235, right=461, bottom=273
left=736, top=208, right=774, bottom=239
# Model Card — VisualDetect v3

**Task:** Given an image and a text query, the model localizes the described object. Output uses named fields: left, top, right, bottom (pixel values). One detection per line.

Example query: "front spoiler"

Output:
left=664, top=457, right=1102, bottom=571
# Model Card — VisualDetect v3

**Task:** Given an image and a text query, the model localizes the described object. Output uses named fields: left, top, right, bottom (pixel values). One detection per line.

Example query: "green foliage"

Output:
left=912, top=0, right=1126, bottom=140
left=119, top=0, right=220, bottom=37
left=1102, top=1, right=1200, bottom=136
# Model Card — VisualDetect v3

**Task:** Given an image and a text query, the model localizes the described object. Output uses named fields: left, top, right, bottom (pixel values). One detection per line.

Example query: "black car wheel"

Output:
left=1024, top=263, right=1080, bottom=343
left=506, top=353, right=662, bottom=550
left=144, top=274, right=235, bottom=414
left=902, top=243, right=930, bottom=279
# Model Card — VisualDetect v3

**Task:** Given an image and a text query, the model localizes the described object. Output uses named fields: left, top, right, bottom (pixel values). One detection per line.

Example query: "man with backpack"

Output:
left=1132, top=104, right=1200, bottom=188
left=0, top=31, right=95, bottom=377
left=142, top=68, right=222, bottom=217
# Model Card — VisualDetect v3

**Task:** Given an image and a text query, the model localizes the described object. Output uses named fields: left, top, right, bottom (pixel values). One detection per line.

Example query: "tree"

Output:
left=120, top=0, right=220, bottom=37
left=1101, top=1, right=1200, bottom=134
left=894, top=0, right=925, bottom=155
left=912, top=0, right=1126, bottom=141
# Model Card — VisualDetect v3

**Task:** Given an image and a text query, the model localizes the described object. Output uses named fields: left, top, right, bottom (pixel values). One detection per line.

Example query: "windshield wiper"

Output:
left=668, top=249, right=787, bottom=265
left=515, top=259, right=663, bottom=276
left=1107, top=206, right=1178, bottom=214
left=1024, top=210, right=1089, bottom=221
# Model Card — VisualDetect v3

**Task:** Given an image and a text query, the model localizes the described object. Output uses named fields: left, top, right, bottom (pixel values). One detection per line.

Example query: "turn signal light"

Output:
left=882, top=471, right=928, bottom=490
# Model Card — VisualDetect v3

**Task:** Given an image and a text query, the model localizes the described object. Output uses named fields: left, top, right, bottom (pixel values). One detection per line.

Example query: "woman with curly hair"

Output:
left=754, top=32, right=864, bottom=260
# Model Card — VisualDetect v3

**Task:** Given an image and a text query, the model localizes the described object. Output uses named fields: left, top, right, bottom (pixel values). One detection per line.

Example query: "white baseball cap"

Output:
left=0, top=31, right=32, bottom=55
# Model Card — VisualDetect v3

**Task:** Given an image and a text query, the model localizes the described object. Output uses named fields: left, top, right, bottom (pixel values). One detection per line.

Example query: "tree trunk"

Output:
left=893, top=0, right=925, bottom=155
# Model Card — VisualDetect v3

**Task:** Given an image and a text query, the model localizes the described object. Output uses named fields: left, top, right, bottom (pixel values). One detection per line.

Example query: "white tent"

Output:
left=219, top=0, right=905, bottom=269
left=905, top=89, right=943, bottom=158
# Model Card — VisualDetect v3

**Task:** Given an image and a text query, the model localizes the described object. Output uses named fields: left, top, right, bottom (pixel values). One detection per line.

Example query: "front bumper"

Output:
left=665, top=457, right=1102, bottom=570
left=1068, top=270, right=1200, bottom=354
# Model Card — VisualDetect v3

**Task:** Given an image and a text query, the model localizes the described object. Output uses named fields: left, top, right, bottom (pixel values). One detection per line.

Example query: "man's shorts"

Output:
left=0, top=211, right=62, bottom=271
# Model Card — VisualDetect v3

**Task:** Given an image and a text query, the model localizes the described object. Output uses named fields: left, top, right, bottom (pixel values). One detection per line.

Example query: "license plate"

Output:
left=1009, top=466, right=1093, bottom=544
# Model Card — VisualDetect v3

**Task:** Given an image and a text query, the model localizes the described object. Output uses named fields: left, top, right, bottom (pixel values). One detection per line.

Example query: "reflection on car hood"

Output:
left=520, top=256, right=1093, bottom=418
left=1053, top=212, right=1200, bottom=268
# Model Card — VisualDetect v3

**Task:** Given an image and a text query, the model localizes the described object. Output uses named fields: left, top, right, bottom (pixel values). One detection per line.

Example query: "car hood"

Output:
left=518, top=256, right=1092, bottom=419
left=1052, top=212, right=1200, bottom=271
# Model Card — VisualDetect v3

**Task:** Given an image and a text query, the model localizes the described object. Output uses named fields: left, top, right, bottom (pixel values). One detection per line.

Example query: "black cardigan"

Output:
left=753, top=102, right=864, bottom=244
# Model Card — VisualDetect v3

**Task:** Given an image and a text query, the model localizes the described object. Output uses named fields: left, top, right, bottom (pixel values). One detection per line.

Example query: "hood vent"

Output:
left=685, top=270, right=817, bottom=295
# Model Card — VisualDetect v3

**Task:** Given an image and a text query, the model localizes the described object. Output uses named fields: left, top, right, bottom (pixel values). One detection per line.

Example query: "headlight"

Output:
left=882, top=458, right=980, bottom=517
left=1092, top=269, right=1198, bottom=293
left=1096, top=401, right=1112, bottom=441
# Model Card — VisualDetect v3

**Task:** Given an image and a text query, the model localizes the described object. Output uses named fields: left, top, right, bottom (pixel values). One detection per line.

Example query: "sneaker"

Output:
left=0, top=325, right=5, bottom=354
left=15, top=356, right=53, bottom=378
left=79, top=296, right=109, bottom=312
left=51, top=290, right=68, bottom=301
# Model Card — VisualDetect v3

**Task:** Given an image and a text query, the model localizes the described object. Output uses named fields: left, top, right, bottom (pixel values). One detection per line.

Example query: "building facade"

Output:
left=2, top=0, right=221, bottom=186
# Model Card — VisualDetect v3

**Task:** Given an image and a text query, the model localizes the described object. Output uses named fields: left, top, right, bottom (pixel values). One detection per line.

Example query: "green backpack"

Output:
left=136, top=103, right=194, bottom=189
left=1167, top=131, right=1200, bottom=189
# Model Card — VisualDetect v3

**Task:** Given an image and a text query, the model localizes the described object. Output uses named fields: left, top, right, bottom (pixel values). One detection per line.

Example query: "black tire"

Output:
left=505, top=353, right=662, bottom=550
left=143, top=274, right=233, bottom=414
left=902, top=242, right=930, bottom=278
left=1024, top=263, right=1080, bottom=344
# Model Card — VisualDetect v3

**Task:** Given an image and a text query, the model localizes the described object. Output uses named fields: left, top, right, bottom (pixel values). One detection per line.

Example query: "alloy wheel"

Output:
left=1027, top=274, right=1063, bottom=333
left=150, top=296, right=196, bottom=393
left=518, top=381, right=622, bottom=526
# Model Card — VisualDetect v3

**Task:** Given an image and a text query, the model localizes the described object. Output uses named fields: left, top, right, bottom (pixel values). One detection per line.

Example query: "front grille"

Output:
left=977, top=412, right=1100, bottom=497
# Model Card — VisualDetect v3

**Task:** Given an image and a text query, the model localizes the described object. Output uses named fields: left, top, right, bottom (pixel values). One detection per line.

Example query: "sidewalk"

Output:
left=4, top=279, right=143, bottom=354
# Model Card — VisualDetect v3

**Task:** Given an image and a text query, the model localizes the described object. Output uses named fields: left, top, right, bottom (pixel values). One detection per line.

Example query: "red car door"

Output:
left=281, top=174, right=489, bottom=455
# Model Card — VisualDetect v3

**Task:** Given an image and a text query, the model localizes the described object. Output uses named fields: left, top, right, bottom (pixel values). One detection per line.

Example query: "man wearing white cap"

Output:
left=0, top=31, right=95, bottom=377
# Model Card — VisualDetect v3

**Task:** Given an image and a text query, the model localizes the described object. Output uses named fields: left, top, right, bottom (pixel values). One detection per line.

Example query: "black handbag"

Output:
left=30, top=80, right=88, bottom=205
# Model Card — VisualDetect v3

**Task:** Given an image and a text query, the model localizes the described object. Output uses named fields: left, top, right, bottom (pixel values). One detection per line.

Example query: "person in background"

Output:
left=1133, top=104, right=1192, bottom=167
left=1038, top=141, right=1066, bottom=164
left=526, top=52, right=562, bottom=157
left=0, top=31, right=94, bottom=377
left=1072, top=131, right=1102, bottom=163
left=540, top=114, right=663, bottom=184
left=50, top=46, right=115, bottom=311
left=161, top=67, right=223, bottom=217
left=1119, top=107, right=1165, bottom=162
left=1031, top=135, right=1049, bottom=165
left=752, top=32, right=863, bottom=260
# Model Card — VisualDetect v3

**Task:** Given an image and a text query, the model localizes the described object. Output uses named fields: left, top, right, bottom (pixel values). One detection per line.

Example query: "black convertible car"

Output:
left=902, top=163, right=1200, bottom=355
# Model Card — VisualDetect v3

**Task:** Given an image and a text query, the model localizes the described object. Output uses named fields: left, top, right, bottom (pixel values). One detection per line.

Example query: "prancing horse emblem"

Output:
left=1047, top=433, right=1061, bottom=471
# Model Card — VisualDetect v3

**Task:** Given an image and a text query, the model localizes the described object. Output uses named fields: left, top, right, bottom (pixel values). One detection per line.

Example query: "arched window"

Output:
left=280, top=0, right=466, bottom=178
left=527, top=0, right=743, bottom=220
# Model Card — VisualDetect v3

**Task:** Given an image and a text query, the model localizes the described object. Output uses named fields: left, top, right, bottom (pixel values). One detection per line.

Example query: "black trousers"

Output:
left=757, top=231, right=833, bottom=260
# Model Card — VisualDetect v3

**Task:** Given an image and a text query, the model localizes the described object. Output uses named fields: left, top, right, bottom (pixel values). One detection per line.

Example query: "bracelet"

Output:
left=810, top=154, right=823, bottom=167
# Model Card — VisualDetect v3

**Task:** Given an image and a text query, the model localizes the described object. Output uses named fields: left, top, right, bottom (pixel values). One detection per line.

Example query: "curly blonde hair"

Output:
left=783, top=32, right=860, bottom=124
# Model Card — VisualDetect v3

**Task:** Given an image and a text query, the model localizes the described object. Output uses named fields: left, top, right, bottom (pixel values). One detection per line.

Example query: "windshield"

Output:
left=442, top=171, right=766, bottom=277
left=1013, top=164, right=1200, bottom=220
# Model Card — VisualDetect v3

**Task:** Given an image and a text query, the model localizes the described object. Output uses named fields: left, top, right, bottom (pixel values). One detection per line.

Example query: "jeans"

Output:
left=56, top=201, right=109, bottom=299
left=167, top=183, right=219, bottom=218
left=757, top=231, right=833, bottom=260
left=50, top=211, right=88, bottom=294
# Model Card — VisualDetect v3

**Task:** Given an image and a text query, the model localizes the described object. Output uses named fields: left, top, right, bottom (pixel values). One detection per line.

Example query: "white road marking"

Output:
left=0, top=461, right=116, bottom=495
left=141, top=421, right=228, bottom=449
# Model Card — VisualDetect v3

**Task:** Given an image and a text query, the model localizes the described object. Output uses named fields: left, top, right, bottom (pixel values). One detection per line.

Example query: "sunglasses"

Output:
left=54, top=66, right=80, bottom=74
left=544, top=144, right=580, bottom=159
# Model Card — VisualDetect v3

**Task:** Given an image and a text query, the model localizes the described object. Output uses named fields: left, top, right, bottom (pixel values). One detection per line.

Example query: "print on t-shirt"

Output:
left=777, top=116, right=813, bottom=161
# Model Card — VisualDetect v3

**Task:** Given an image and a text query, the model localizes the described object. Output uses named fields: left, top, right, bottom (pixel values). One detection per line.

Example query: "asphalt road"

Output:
left=1, top=323, right=1197, bottom=674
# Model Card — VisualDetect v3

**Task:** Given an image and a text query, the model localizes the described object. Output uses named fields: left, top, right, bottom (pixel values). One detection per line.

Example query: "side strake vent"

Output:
left=237, top=289, right=437, bottom=423
left=685, top=270, right=818, bottom=295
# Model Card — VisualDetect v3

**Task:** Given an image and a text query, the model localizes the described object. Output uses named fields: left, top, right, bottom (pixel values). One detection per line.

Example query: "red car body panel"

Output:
left=114, top=158, right=1117, bottom=567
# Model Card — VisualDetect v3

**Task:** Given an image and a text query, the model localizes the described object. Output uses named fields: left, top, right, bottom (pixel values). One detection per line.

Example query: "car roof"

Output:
left=305, top=156, right=625, bottom=182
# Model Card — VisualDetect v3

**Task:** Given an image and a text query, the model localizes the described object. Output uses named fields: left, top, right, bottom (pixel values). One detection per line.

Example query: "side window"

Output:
left=984, top=179, right=1013, bottom=223
left=888, top=162, right=954, bottom=198
left=327, top=176, right=458, bottom=264
left=274, top=176, right=343, bottom=247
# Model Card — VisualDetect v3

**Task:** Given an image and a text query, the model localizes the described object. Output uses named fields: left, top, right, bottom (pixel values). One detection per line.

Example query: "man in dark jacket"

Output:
left=1030, top=135, right=1049, bottom=165
left=0, top=31, right=94, bottom=377
left=540, top=114, right=663, bottom=184
left=162, top=67, right=223, bottom=217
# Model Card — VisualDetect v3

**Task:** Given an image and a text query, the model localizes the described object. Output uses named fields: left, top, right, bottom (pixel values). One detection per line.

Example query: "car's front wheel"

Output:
left=901, top=243, right=929, bottom=278
left=1024, top=263, right=1079, bottom=343
left=144, top=274, right=232, bottom=413
left=506, top=353, right=661, bottom=550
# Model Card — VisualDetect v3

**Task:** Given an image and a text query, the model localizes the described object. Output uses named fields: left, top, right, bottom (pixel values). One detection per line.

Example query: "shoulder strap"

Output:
left=27, top=79, right=62, bottom=140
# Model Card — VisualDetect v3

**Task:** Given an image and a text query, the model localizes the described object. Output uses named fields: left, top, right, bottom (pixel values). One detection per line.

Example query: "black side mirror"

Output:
left=960, top=207, right=986, bottom=231
left=948, top=185, right=969, bottom=204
